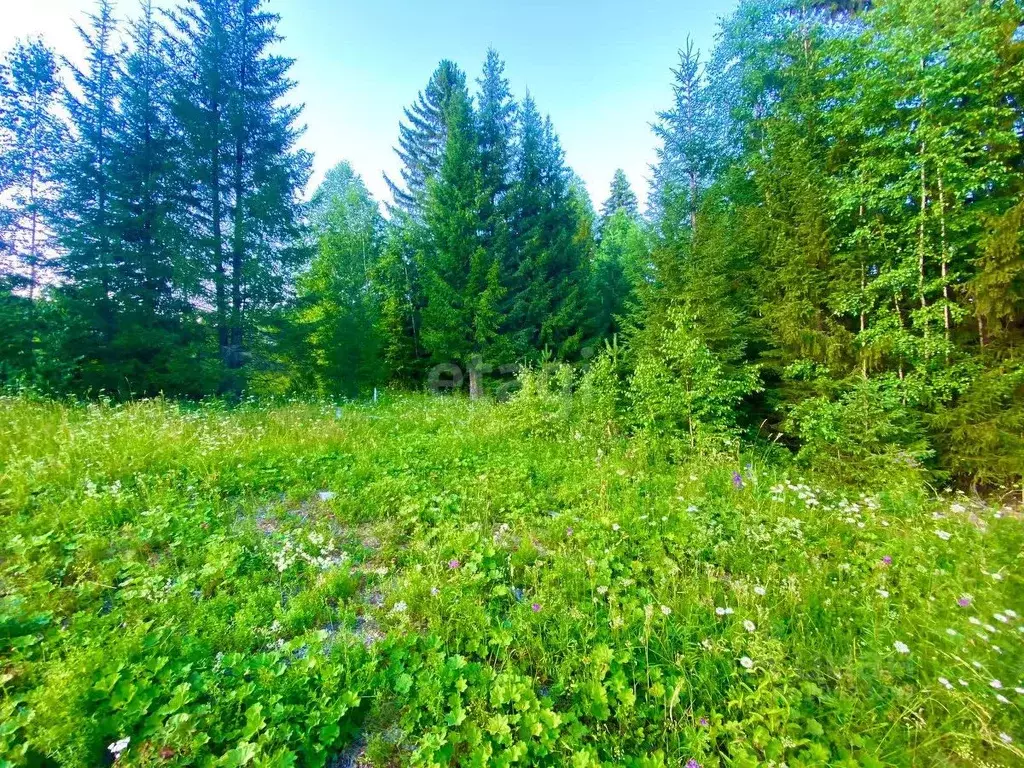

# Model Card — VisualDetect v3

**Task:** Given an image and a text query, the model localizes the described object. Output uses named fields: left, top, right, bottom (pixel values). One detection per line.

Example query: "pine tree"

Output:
left=57, top=0, right=123, bottom=368
left=420, top=89, right=504, bottom=398
left=385, top=60, right=468, bottom=218
left=599, top=169, right=638, bottom=223
left=0, top=38, right=64, bottom=300
left=102, top=0, right=197, bottom=393
left=475, top=49, right=515, bottom=275
left=171, top=0, right=311, bottom=389
left=503, top=95, right=588, bottom=359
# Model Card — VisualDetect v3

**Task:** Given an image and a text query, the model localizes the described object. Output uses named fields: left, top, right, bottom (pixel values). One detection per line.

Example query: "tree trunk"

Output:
left=469, top=365, right=483, bottom=400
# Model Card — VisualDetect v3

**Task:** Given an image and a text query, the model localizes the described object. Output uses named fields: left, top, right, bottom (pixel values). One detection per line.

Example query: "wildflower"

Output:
left=991, top=679, right=1003, bottom=689
left=732, top=471, right=744, bottom=489
left=893, top=641, right=910, bottom=654
left=448, top=559, right=461, bottom=569
left=699, top=717, right=709, bottom=727
left=612, top=523, right=620, bottom=531
left=739, top=656, right=754, bottom=670
left=686, top=760, right=702, bottom=768
left=938, top=677, right=953, bottom=690
left=392, top=601, right=407, bottom=614
left=970, top=617, right=982, bottom=626
left=430, top=587, right=439, bottom=596
left=566, top=526, right=574, bottom=536
left=950, top=503, right=966, bottom=514
left=999, top=733, right=1013, bottom=744
left=754, top=586, right=766, bottom=596
left=660, top=605, right=672, bottom=616
left=959, top=679, right=969, bottom=687
left=715, top=607, right=726, bottom=616
left=881, top=555, right=892, bottom=566
left=995, top=613, right=1009, bottom=624
left=984, top=624, right=997, bottom=633
left=935, top=530, right=952, bottom=541
left=743, top=620, right=756, bottom=632
left=958, top=595, right=972, bottom=607
left=597, top=585, right=608, bottom=595
left=946, top=628, right=958, bottom=636
left=1016, top=687, right=1024, bottom=695
left=996, top=694, right=1010, bottom=704
left=877, top=589, right=889, bottom=598
left=531, top=603, right=542, bottom=613
left=1004, top=609, right=1018, bottom=619
left=108, top=738, right=130, bottom=758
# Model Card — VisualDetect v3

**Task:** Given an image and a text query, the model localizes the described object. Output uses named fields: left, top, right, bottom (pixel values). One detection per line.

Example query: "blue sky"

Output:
left=3, top=0, right=734, bottom=208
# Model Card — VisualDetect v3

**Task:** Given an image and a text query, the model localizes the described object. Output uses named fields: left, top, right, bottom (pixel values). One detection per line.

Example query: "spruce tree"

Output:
left=420, top=89, right=504, bottom=398
left=385, top=60, right=468, bottom=218
left=475, top=49, right=515, bottom=276
left=171, top=0, right=311, bottom=388
left=57, top=0, right=123, bottom=376
left=0, top=38, right=64, bottom=299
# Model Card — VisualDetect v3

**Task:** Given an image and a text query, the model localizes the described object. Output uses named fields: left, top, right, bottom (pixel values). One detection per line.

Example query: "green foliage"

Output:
left=788, top=375, right=933, bottom=485
left=1, top=396, right=1022, bottom=767
left=628, top=309, right=761, bottom=455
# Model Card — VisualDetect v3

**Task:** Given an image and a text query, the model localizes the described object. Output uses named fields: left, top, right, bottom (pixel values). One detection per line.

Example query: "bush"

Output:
left=788, top=375, right=932, bottom=485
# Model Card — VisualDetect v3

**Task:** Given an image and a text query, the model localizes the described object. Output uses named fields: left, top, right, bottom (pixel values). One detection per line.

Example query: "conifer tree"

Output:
left=475, top=49, right=515, bottom=274
left=420, top=89, right=504, bottom=398
left=385, top=60, right=468, bottom=218
left=600, top=169, right=639, bottom=224
left=58, top=0, right=123, bottom=364
left=0, top=39, right=64, bottom=299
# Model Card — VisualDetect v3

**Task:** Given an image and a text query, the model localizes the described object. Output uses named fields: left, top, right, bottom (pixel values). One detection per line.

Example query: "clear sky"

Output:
left=2, top=0, right=733, bottom=209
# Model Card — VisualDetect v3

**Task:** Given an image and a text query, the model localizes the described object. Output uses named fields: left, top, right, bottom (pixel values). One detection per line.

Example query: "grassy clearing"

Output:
left=0, top=394, right=1022, bottom=767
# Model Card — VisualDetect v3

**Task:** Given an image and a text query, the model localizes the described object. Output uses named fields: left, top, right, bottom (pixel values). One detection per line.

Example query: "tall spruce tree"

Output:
left=171, top=0, right=311, bottom=389
left=475, top=49, right=515, bottom=277
left=57, top=0, right=124, bottom=389
left=420, top=89, right=504, bottom=398
left=385, top=60, right=468, bottom=218
left=0, top=39, right=64, bottom=299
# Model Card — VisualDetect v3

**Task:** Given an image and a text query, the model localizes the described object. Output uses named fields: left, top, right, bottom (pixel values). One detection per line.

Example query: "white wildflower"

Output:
left=660, top=605, right=672, bottom=616
left=108, top=738, right=130, bottom=758
left=990, top=679, right=1003, bottom=689
left=754, top=586, right=766, bottom=596
left=739, top=656, right=754, bottom=669
left=877, top=589, right=889, bottom=599
left=935, top=530, right=952, bottom=541
left=893, top=641, right=910, bottom=654
left=743, top=620, right=756, bottom=632
left=391, top=601, right=407, bottom=614
left=999, top=732, right=1013, bottom=744
left=938, top=677, right=953, bottom=690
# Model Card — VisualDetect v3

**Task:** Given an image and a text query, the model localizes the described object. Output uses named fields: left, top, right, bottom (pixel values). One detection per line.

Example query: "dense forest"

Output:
left=2, top=0, right=1023, bottom=488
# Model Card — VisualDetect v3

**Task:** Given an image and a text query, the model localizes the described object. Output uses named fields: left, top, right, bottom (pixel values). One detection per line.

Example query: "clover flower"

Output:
left=448, top=559, right=460, bottom=569
left=739, top=656, right=754, bottom=669
left=732, top=471, right=744, bottom=489
left=958, top=595, right=972, bottom=607
left=881, top=555, right=892, bottom=565
left=531, top=603, right=542, bottom=612
left=893, top=641, right=910, bottom=654
left=743, top=620, right=756, bottom=632
left=660, top=605, right=672, bottom=616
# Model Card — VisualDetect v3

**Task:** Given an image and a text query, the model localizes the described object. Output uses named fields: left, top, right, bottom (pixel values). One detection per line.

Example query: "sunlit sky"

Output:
left=2, top=0, right=733, bottom=209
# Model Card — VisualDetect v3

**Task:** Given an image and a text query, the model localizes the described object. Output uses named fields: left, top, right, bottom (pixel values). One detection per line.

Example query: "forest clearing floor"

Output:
left=1, top=394, right=1022, bottom=767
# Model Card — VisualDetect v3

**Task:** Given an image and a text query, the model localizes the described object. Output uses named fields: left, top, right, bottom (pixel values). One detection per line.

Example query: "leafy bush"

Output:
left=788, top=375, right=932, bottom=484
